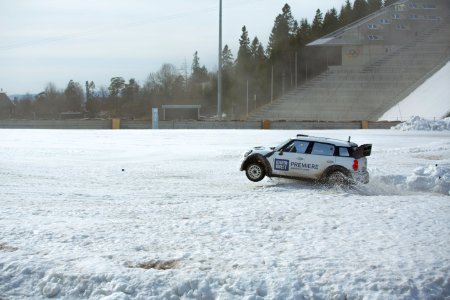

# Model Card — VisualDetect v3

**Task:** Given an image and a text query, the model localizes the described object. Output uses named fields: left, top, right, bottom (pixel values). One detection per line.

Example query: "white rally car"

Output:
left=240, top=134, right=371, bottom=184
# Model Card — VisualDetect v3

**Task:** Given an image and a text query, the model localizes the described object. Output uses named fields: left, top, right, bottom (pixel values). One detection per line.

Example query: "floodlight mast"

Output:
left=217, top=0, right=223, bottom=120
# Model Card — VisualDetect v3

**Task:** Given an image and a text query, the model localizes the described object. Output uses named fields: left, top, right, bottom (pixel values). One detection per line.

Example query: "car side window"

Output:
left=339, top=147, right=350, bottom=157
left=311, top=143, right=335, bottom=156
left=293, top=141, right=309, bottom=153
left=284, top=141, right=310, bottom=153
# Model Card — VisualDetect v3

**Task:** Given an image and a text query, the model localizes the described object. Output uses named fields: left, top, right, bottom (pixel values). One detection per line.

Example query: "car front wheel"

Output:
left=245, top=162, right=266, bottom=182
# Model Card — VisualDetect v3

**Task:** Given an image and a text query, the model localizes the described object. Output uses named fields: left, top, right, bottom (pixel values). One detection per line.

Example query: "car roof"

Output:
left=294, top=134, right=357, bottom=147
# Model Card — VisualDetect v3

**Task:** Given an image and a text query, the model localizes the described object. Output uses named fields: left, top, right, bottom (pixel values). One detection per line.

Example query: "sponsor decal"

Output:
left=274, top=159, right=289, bottom=171
left=290, top=162, right=319, bottom=170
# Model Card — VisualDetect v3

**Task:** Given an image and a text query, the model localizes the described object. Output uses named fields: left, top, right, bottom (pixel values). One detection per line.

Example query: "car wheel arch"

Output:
left=243, top=154, right=272, bottom=175
left=321, top=165, right=352, bottom=182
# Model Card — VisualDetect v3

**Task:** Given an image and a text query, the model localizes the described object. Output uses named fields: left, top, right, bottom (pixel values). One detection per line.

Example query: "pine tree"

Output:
left=108, top=77, right=125, bottom=116
left=189, top=52, right=209, bottom=107
left=192, top=51, right=201, bottom=75
left=267, top=4, right=296, bottom=60
left=339, top=0, right=353, bottom=27
left=249, top=36, right=269, bottom=114
left=311, top=9, right=324, bottom=39
left=85, top=81, right=96, bottom=114
left=250, top=37, right=266, bottom=64
left=295, top=18, right=312, bottom=46
left=236, top=26, right=252, bottom=76
left=123, top=79, right=140, bottom=103
left=323, top=8, right=339, bottom=35
left=218, top=45, right=236, bottom=118
left=266, top=4, right=297, bottom=98
left=368, top=0, right=383, bottom=13
left=108, top=77, right=125, bottom=98
left=121, top=78, right=141, bottom=117
left=85, top=81, right=95, bottom=102
left=222, top=45, right=234, bottom=71
left=352, top=0, right=369, bottom=21
left=191, top=51, right=208, bottom=83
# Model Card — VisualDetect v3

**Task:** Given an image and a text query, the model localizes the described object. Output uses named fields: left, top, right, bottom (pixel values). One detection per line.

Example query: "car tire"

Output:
left=245, top=162, right=266, bottom=182
left=327, top=170, right=350, bottom=186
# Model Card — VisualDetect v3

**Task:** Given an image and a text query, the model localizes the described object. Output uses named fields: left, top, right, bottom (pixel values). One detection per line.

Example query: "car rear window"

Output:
left=339, top=147, right=350, bottom=157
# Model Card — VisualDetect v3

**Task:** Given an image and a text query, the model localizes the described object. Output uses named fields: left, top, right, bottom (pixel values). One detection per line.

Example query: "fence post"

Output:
left=361, top=120, right=369, bottom=129
left=112, top=118, right=120, bottom=129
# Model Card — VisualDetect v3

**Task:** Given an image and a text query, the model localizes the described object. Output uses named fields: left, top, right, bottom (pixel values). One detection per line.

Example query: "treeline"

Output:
left=14, top=0, right=395, bottom=120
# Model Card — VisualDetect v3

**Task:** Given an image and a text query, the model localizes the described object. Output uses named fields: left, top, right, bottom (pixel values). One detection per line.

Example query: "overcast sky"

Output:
left=0, top=0, right=344, bottom=95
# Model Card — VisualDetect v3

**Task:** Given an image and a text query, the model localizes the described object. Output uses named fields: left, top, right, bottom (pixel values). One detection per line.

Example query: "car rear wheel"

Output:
left=327, top=170, right=350, bottom=186
left=245, top=162, right=266, bottom=182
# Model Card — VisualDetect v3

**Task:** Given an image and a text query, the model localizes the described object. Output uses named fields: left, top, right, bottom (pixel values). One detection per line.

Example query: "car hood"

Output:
left=245, top=146, right=273, bottom=157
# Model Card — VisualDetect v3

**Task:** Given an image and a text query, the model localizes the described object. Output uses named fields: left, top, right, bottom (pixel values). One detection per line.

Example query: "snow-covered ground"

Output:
left=1, top=128, right=449, bottom=299
left=380, top=61, right=450, bottom=121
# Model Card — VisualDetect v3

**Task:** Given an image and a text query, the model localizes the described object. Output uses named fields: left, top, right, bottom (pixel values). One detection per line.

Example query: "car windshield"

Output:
left=274, top=139, right=292, bottom=151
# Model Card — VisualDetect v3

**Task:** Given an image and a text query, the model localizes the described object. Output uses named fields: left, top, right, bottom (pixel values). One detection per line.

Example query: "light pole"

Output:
left=246, top=79, right=249, bottom=117
left=217, top=0, right=223, bottom=120
left=271, top=65, right=273, bottom=103
left=295, top=52, right=298, bottom=89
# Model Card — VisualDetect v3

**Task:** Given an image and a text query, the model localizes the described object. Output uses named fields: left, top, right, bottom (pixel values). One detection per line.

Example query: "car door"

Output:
left=307, top=142, right=336, bottom=179
left=271, top=140, right=311, bottom=178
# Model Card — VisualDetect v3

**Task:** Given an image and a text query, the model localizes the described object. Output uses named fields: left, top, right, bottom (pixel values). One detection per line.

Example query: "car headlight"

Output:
left=243, top=150, right=253, bottom=157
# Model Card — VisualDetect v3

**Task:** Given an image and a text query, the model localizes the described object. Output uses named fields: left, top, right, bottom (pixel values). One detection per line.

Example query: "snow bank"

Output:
left=363, top=164, right=450, bottom=196
left=407, top=164, right=450, bottom=195
left=392, top=116, right=450, bottom=131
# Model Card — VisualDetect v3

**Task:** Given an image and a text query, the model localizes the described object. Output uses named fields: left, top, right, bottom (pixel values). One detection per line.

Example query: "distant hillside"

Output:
left=9, top=94, right=36, bottom=101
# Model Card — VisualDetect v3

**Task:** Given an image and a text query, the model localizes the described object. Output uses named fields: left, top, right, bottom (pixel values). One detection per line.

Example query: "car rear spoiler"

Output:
left=354, top=144, right=372, bottom=159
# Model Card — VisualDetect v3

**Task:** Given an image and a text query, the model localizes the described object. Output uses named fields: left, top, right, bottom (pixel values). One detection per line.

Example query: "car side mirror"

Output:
left=279, top=149, right=284, bottom=156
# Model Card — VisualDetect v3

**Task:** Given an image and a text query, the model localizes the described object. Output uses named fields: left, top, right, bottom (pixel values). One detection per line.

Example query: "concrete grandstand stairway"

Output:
left=248, top=21, right=450, bottom=122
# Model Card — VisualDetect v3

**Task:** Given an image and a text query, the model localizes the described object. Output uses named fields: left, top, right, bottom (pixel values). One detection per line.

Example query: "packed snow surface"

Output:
left=392, top=116, right=450, bottom=131
left=1, top=129, right=450, bottom=300
left=380, top=61, right=450, bottom=121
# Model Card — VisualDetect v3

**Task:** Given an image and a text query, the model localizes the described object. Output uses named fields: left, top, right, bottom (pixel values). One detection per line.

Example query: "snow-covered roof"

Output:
left=307, top=36, right=360, bottom=47
left=294, top=134, right=356, bottom=147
